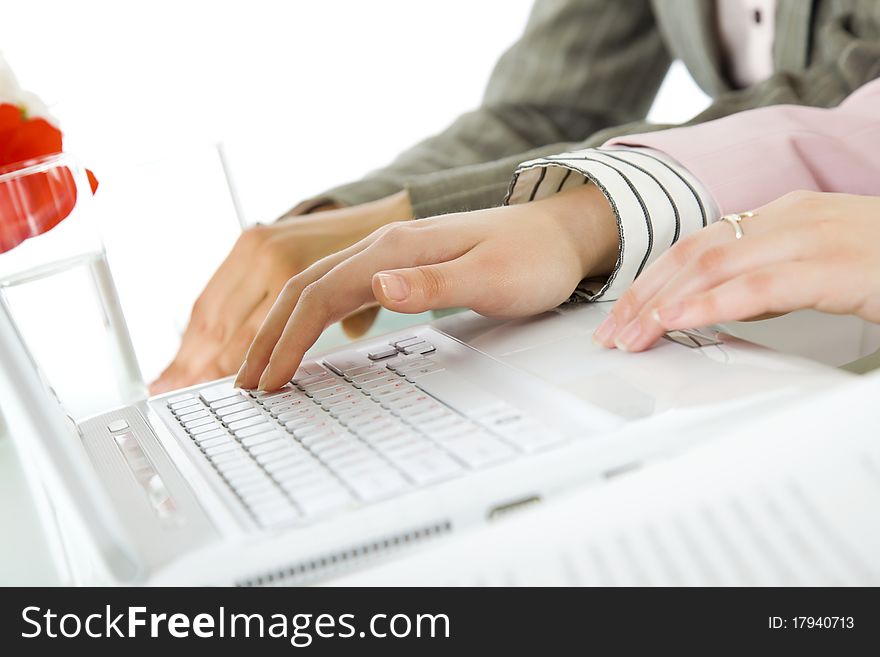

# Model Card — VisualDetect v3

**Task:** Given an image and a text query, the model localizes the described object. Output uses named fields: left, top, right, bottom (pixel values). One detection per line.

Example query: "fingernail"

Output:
left=233, top=362, right=247, bottom=388
left=654, top=302, right=683, bottom=326
left=592, top=315, right=617, bottom=346
left=615, top=319, right=642, bottom=352
left=257, top=370, right=270, bottom=392
left=376, top=273, right=410, bottom=302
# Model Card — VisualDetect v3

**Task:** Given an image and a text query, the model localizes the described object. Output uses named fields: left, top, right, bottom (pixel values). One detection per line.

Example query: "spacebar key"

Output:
left=413, top=370, right=504, bottom=415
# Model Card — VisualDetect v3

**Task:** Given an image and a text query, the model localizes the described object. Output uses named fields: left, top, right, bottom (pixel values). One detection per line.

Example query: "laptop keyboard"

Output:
left=164, top=335, right=567, bottom=529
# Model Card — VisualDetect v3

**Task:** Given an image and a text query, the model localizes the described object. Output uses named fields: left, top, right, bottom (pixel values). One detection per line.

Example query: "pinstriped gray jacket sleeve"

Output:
left=301, top=0, right=671, bottom=217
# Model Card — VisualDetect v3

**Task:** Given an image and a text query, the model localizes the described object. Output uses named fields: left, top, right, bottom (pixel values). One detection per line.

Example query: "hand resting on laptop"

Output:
left=234, top=184, right=619, bottom=391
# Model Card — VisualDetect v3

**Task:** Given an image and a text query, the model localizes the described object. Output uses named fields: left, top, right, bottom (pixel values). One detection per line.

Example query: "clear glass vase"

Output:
left=0, top=153, right=143, bottom=418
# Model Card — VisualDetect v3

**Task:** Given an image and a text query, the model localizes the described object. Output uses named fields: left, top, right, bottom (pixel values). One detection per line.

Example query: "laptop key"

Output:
left=268, top=398, right=309, bottom=415
left=326, top=450, right=382, bottom=474
left=367, top=346, right=399, bottom=361
left=345, top=468, right=408, bottom=502
left=393, top=449, right=462, bottom=485
left=392, top=337, right=423, bottom=350
left=381, top=438, right=435, bottom=460
left=404, top=363, right=445, bottom=381
left=177, top=409, right=210, bottom=423
left=199, top=382, right=238, bottom=404
left=247, top=438, right=290, bottom=456
left=292, top=421, right=337, bottom=439
left=291, top=362, right=331, bottom=384
left=371, top=382, right=418, bottom=401
left=263, top=392, right=307, bottom=408
left=276, top=407, right=320, bottom=423
left=402, top=341, right=436, bottom=355
left=279, top=470, right=338, bottom=496
left=362, top=430, right=412, bottom=450
left=316, top=442, right=370, bottom=465
left=293, top=486, right=353, bottom=517
left=214, top=401, right=253, bottom=418
left=360, top=375, right=403, bottom=392
left=312, top=385, right=351, bottom=401
left=253, top=503, right=300, bottom=529
left=203, top=441, right=240, bottom=457
left=254, top=386, right=299, bottom=402
left=318, top=391, right=361, bottom=407
left=232, top=422, right=276, bottom=439
left=240, top=430, right=286, bottom=448
left=209, top=393, right=246, bottom=409
left=324, top=401, right=373, bottom=420
left=386, top=354, right=426, bottom=372
left=241, top=487, right=288, bottom=509
left=421, top=420, right=474, bottom=442
left=263, top=454, right=319, bottom=477
left=442, top=433, right=516, bottom=469
left=348, top=415, right=403, bottom=438
left=342, top=363, right=381, bottom=379
left=374, top=390, right=420, bottom=409
left=498, top=425, right=568, bottom=453
left=220, top=408, right=261, bottom=424
left=169, top=398, right=201, bottom=412
left=210, top=450, right=251, bottom=466
left=293, top=372, right=335, bottom=389
left=217, top=461, right=265, bottom=483
left=350, top=369, right=394, bottom=385
left=397, top=401, right=449, bottom=421
left=284, top=417, right=327, bottom=434
left=184, top=416, right=218, bottom=430
left=199, top=435, right=234, bottom=450
left=189, top=420, right=223, bottom=435
left=226, top=415, right=266, bottom=431
left=301, top=378, right=340, bottom=395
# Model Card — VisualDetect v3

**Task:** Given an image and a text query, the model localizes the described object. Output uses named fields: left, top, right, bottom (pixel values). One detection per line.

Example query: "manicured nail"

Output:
left=376, top=272, right=410, bottom=302
left=654, top=302, right=683, bottom=326
left=233, top=361, right=248, bottom=388
left=257, top=368, right=272, bottom=392
left=592, top=315, right=617, bottom=346
left=615, top=319, right=642, bottom=351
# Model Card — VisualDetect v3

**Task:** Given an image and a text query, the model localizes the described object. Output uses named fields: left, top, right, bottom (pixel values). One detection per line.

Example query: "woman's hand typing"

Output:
left=235, top=184, right=620, bottom=391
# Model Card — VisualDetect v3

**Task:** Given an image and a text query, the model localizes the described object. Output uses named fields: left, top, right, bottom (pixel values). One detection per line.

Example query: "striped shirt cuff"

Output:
left=504, top=146, right=719, bottom=302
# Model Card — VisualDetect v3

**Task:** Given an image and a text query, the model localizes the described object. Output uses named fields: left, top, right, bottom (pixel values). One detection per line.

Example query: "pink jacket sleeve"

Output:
left=606, top=78, right=880, bottom=214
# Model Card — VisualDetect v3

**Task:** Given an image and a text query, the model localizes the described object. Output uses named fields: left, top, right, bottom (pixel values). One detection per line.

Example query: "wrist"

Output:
left=541, top=184, right=620, bottom=279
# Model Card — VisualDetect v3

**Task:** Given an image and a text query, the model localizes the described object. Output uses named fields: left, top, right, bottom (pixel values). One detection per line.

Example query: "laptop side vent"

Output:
left=234, top=520, right=452, bottom=587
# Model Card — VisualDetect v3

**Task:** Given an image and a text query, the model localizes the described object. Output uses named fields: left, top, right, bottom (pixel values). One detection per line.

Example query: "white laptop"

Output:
left=0, top=296, right=851, bottom=586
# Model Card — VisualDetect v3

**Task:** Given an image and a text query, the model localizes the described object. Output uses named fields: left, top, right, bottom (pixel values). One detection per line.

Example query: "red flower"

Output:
left=0, top=102, right=98, bottom=254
